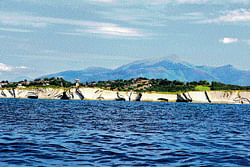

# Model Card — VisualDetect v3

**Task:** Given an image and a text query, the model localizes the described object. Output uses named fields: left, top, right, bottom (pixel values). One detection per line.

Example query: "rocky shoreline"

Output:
left=0, top=87, right=249, bottom=104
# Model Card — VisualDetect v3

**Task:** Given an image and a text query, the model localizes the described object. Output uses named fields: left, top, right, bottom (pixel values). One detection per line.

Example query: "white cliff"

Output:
left=0, top=88, right=249, bottom=104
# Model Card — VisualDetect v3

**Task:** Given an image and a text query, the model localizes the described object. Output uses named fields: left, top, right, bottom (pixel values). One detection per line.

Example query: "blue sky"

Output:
left=0, top=0, right=249, bottom=80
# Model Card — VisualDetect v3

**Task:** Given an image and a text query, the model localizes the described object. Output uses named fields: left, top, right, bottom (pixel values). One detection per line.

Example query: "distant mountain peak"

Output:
left=221, top=64, right=233, bottom=68
left=158, top=55, right=181, bottom=62
left=137, top=55, right=183, bottom=65
left=83, top=66, right=111, bottom=71
left=215, top=64, right=235, bottom=70
left=116, top=55, right=192, bottom=71
left=40, top=57, right=250, bottom=86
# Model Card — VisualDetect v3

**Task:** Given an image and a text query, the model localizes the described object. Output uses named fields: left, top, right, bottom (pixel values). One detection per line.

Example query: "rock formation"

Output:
left=0, top=87, right=249, bottom=104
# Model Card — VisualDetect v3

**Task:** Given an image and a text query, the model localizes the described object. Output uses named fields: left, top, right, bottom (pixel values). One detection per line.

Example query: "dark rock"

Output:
left=116, top=92, right=126, bottom=101
left=76, top=88, right=84, bottom=100
left=205, top=91, right=211, bottom=103
left=158, top=98, right=168, bottom=102
left=61, top=92, right=70, bottom=100
left=27, top=92, right=38, bottom=99
left=136, top=93, right=142, bottom=101
left=177, top=94, right=189, bottom=102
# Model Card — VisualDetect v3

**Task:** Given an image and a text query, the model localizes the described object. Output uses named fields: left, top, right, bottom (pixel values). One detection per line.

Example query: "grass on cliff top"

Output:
left=194, top=85, right=211, bottom=91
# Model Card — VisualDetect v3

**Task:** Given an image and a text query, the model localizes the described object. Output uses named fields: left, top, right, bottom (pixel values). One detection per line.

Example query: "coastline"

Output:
left=0, top=87, right=249, bottom=104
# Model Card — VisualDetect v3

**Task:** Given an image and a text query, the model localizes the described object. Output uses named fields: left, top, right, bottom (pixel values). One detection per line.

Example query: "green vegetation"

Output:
left=0, top=77, right=73, bottom=89
left=89, top=78, right=249, bottom=92
left=194, top=85, right=211, bottom=91
left=1, top=77, right=249, bottom=92
left=211, top=81, right=250, bottom=91
left=32, top=77, right=72, bottom=87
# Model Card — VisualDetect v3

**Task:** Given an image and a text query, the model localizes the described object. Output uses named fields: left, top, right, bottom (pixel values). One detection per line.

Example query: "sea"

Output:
left=0, top=98, right=249, bottom=167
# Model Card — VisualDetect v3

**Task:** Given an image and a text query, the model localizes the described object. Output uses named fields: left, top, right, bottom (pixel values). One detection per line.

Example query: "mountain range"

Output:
left=41, top=57, right=250, bottom=86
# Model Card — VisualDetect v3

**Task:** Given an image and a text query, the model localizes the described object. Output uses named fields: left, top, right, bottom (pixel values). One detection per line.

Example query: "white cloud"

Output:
left=0, top=62, right=36, bottom=81
left=0, top=11, right=141, bottom=30
left=83, top=25, right=145, bottom=37
left=0, top=63, right=13, bottom=71
left=0, top=12, right=147, bottom=38
left=16, top=66, right=28, bottom=69
left=0, top=63, right=28, bottom=72
left=58, top=25, right=149, bottom=38
left=0, top=27, right=32, bottom=33
left=0, top=12, right=47, bottom=28
left=219, top=38, right=238, bottom=44
left=200, top=8, right=250, bottom=23
left=0, top=11, right=125, bottom=30
left=0, top=12, right=102, bottom=28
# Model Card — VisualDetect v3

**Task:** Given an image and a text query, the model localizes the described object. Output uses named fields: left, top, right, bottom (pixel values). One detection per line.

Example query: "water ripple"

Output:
left=0, top=98, right=249, bottom=166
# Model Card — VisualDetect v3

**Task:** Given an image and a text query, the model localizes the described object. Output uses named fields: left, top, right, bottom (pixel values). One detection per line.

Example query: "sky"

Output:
left=0, top=0, right=249, bottom=81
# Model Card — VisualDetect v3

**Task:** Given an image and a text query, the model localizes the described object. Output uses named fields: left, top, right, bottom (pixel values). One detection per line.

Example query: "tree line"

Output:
left=1, top=77, right=249, bottom=92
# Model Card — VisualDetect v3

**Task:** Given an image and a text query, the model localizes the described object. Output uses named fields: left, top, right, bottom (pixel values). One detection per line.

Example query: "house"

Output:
left=17, top=83, right=26, bottom=88
left=75, top=79, right=80, bottom=87
left=0, top=81, right=8, bottom=88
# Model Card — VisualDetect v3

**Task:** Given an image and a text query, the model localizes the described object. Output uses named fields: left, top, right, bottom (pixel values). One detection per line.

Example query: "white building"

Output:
left=75, top=79, right=80, bottom=87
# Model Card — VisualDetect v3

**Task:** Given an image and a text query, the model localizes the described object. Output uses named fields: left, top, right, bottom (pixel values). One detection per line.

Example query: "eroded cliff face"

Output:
left=0, top=88, right=249, bottom=104
left=206, top=91, right=250, bottom=104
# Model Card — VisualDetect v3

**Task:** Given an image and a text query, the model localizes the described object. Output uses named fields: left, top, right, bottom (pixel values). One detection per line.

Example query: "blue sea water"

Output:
left=0, top=98, right=249, bottom=167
